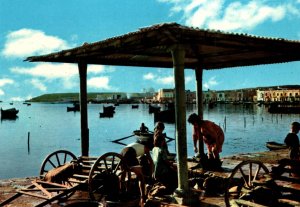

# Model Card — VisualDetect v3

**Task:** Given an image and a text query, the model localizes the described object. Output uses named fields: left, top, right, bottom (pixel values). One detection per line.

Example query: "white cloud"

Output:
left=0, top=78, right=14, bottom=87
left=87, top=76, right=111, bottom=90
left=30, top=79, right=47, bottom=91
left=203, top=76, right=219, bottom=89
left=2, top=28, right=71, bottom=58
left=11, top=63, right=78, bottom=79
left=159, top=0, right=300, bottom=32
left=0, top=89, right=4, bottom=96
left=10, top=63, right=113, bottom=91
left=209, top=1, right=286, bottom=31
left=11, top=63, right=108, bottom=79
left=88, top=65, right=106, bottom=74
left=10, top=96, right=24, bottom=102
left=143, top=73, right=155, bottom=80
left=157, top=76, right=174, bottom=85
left=185, top=76, right=193, bottom=84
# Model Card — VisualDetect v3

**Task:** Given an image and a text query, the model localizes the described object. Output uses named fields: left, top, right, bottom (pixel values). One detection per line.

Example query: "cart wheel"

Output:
left=224, top=160, right=269, bottom=207
left=88, top=152, right=131, bottom=202
left=40, top=150, right=78, bottom=177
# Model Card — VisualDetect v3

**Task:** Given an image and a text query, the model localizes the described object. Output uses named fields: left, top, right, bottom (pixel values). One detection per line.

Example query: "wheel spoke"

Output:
left=249, top=163, right=252, bottom=187
left=63, top=153, right=68, bottom=163
left=55, top=153, right=61, bottom=166
left=48, top=159, right=57, bottom=169
left=113, top=160, right=121, bottom=174
left=253, top=165, right=261, bottom=181
left=239, top=167, right=250, bottom=188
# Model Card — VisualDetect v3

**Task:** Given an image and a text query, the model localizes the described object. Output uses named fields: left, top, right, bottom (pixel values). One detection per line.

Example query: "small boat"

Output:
left=1, top=108, right=19, bottom=119
left=132, top=104, right=139, bottom=109
left=103, top=105, right=116, bottom=113
left=266, top=141, right=288, bottom=150
left=268, top=104, right=300, bottom=114
left=67, top=103, right=80, bottom=112
left=133, top=130, right=154, bottom=141
left=99, top=111, right=114, bottom=118
left=148, top=104, right=160, bottom=114
left=154, top=109, right=175, bottom=123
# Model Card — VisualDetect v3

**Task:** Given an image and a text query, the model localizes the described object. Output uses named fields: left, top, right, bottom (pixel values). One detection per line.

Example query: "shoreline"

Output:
left=0, top=149, right=290, bottom=207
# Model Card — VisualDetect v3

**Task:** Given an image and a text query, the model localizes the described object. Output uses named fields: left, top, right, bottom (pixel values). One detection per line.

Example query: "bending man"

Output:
left=188, top=113, right=224, bottom=161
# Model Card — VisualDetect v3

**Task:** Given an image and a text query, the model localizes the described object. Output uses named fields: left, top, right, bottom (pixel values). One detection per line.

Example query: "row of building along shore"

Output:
left=92, top=85, right=300, bottom=104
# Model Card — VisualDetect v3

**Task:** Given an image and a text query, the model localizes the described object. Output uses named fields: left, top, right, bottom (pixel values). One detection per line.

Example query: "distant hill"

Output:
left=29, top=93, right=111, bottom=102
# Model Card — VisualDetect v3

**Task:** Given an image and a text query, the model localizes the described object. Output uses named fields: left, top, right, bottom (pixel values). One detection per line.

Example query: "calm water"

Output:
left=0, top=102, right=299, bottom=179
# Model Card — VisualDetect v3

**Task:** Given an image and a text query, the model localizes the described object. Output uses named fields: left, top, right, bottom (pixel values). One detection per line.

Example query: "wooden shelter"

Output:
left=26, top=22, right=300, bottom=202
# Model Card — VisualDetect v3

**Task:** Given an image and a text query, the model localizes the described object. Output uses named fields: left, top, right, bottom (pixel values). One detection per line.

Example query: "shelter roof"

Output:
left=26, top=23, right=300, bottom=69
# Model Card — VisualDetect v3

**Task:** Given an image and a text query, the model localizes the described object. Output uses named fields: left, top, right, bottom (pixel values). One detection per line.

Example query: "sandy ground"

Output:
left=0, top=149, right=289, bottom=207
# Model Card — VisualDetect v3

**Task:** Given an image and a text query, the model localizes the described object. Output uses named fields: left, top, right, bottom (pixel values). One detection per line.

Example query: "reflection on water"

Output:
left=0, top=102, right=299, bottom=179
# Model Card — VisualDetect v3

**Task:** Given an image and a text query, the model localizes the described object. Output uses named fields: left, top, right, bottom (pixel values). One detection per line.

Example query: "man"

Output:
left=284, top=121, right=300, bottom=160
left=188, top=113, right=225, bottom=162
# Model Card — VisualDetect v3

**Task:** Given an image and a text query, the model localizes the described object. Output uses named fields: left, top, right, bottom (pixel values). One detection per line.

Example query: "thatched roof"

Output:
left=25, top=23, right=300, bottom=69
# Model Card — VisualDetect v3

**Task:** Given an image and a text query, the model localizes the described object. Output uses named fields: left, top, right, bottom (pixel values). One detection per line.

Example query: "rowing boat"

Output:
left=266, top=141, right=288, bottom=150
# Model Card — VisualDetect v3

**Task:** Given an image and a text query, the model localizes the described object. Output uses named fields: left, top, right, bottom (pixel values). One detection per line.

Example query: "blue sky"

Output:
left=1, top=0, right=300, bottom=101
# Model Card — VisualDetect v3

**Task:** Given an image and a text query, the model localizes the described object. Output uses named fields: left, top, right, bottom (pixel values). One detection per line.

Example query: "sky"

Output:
left=1, top=0, right=300, bottom=102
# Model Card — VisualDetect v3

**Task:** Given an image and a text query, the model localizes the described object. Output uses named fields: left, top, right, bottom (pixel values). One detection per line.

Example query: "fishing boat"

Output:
left=99, top=105, right=115, bottom=118
left=103, top=105, right=115, bottom=113
left=132, top=104, right=139, bottom=109
left=1, top=108, right=19, bottom=119
left=266, top=141, right=288, bottom=150
left=148, top=104, right=161, bottom=114
left=67, top=103, right=80, bottom=112
left=133, top=130, right=154, bottom=141
left=99, top=111, right=114, bottom=118
left=268, top=104, right=300, bottom=114
left=154, top=109, right=175, bottom=123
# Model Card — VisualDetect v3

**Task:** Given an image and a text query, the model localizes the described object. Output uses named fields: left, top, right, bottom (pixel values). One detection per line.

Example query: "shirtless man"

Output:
left=188, top=113, right=225, bottom=161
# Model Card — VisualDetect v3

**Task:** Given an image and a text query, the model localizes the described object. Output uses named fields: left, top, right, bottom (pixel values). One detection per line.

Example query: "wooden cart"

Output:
left=224, top=159, right=300, bottom=207
left=0, top=150, right=139, bottom=207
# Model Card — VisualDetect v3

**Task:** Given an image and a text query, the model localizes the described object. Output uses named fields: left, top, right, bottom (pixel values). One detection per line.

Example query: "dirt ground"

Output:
left=0, top=149, right=290, bottom=207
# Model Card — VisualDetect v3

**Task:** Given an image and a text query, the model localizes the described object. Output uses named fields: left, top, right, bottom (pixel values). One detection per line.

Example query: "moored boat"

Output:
left=154, top=109, right=175, bottom=123
left=1, top=108, right=19, bottom=119
left=67, top=103, right=80, bottom=112
left=266, top=141, right=288, bottom=150
left=148, top=104, right=161, bottom=113
left=132, top=104, right=139, bottom=109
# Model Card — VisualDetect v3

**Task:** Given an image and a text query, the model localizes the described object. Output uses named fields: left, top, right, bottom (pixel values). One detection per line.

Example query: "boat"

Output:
left=133, top=130, right=154, bottom=141
left=266, top=141, right=288, bottom=150
left=268, top=104, right=300, bottom=114
left=103, top=105, right=115, bottom=113
left=99, top=105, right=115, bottom=118
left=148, top=104, right=161, bottom=114
left=154, top=109, right=175, bottom=123
left=99, top=111, right=114, bottom=118
left=132, top=104, right=139, bottom=109
left=1, top=108, right=19, bottom=119
left=67, top=103, right=80, bottom=112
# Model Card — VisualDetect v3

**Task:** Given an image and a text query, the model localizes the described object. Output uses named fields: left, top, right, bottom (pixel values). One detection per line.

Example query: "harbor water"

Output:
left=0, top=102, right=299, bottom=179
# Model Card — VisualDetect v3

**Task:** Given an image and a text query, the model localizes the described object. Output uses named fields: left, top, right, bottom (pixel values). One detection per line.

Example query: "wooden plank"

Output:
left=32, top=181, right=52, bottom=198
left=35, top=180, right=69, bottom=188
left=235, top=199, right=268, bottom=207
left=278, top=198, right=300, bottom=206
left=72, top=174, right=89, bottom=179
left=18, top=190, right=49, bottom=199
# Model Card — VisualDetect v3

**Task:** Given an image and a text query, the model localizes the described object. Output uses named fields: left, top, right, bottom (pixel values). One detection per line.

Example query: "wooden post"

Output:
left=195, top=68, right=205, bottom=156
left=78, top=62, right=89, bottom=157
left=171, top=45, right=189, bottom=197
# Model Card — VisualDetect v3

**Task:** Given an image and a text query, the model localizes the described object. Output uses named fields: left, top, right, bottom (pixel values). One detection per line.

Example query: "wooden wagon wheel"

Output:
left=224, top=160, right=269, bottom=207
left=88, top=152, right=132, bottom=202
left=39, top=150, right=78, bottom=199
left=40, top=150, right=78, bottom=177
